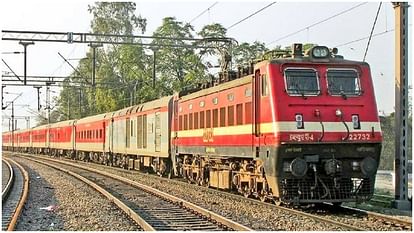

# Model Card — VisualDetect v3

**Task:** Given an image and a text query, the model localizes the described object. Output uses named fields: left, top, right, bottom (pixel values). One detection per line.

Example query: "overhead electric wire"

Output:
left=189, top=2, right=219, bottom=23
left=227, top=2, right=276, bottom=30
left=334, top=29, right=392, bottom=48
left=334, top=23, right=412, bottom=48
left=267, top=2, right=368, bottom=45
left=363, top=2, right=382, bottom=61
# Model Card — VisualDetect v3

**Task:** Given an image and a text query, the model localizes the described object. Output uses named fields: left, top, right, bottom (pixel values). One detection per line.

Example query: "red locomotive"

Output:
left=2, top=44, right=382, bottom=205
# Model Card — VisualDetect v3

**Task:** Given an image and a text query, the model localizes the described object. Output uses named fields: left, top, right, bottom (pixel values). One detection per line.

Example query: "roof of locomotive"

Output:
left=269, top=57, right=370, bottom=66
left=180, top=76, right=251, bottom=102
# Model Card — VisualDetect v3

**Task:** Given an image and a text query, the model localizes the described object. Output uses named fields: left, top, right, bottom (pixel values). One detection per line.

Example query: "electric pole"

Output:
left=34, top=86, right=41, bottom=110
left=392, top=2, right=410, bottom=210
left=19, top=41, right=35, bottom=85
left=11, top=101, right=14, bottom=151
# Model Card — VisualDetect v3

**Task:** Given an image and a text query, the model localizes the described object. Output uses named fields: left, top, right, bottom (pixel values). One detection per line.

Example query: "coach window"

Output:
left=236, top=103, right=243, bottom=125
left=184, top=114, right=188, bottom=130
left=326, top=69, right=361, bottom=96
left=220, top=107, right=226, bottom=127
left=100, top=129, right=103, bottom=139
left=228, top=105, right=234, bottom=126
left=261, top=74, right=269, bottom=96
left=206, top=110, right=211, bottom=128
left=194, top=112, right=199, bottom=129
left=189, top=113, right=193, bottom=130
left=284, top=68, right=320, bottom=96
left=200, top=111, right=205, bottom=128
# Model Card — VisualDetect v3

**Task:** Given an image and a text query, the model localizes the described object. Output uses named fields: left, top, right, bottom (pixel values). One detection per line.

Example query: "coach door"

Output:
left=253, top=70, right=261, bottom=157
left=72, top=121, right=76, bottom=151
left=102, top=121, right=106, bottom=151
left=126, top=117, right=131, bottom=148
left=108, top=117, right=114, bottom=153
left=155, top=112, right=161, bottom=152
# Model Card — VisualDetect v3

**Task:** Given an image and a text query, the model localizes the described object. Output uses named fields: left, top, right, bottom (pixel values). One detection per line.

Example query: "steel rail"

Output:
left=338, top=205, right=412, bottom=227
left=22, top=157, right=155, bottom=231
left=1, top=159, right=14, bottom=201
left=21, top=154, right=252, bottom=231
left=2, top=158, right=30, bottom=231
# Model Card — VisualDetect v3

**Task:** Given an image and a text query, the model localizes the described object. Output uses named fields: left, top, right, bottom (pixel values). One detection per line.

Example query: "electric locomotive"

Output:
left=172, top=44, right=382, bottom=205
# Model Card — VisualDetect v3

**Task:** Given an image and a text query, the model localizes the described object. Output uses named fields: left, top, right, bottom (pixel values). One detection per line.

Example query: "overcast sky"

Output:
left=0, top=0, right=412, bottom=130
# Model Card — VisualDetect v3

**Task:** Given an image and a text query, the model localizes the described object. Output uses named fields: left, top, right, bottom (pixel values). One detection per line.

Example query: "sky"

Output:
left=0, top=0, right=412, bottom=130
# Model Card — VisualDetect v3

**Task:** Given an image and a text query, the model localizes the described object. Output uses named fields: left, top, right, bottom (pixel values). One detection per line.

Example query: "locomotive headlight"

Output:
left=352, top=161, right=360, bottom=171
left=352, top=114, right=360, bottom=129
left=360, top=156, right=378, bottom=177
left=290, top=158, right=308, bottom=177
left=311, top=46, right=330, bottom=58
left=295, top=114, right=304, bottom=129
left=335, top=109, right=342, bottom=117
left=283, top=161, right=291, bottom=172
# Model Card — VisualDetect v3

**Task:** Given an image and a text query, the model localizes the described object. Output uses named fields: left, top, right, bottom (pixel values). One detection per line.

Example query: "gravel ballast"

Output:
left=11, top=156, right=141, bottom=231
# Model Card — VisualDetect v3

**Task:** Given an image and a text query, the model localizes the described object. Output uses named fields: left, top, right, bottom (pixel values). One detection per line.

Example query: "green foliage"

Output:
left=55, top=2, right=151, bottom=120
left=233, top=41, right=268, bottom=66
left=151, top=17, right=208, bottom=94
left=88, top=2, right=146, bottom=35
left=197, top=23, right=228, bottom=57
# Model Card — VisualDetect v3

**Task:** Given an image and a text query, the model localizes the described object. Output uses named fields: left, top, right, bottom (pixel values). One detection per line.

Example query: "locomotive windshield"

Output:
left=327, top=69, right=361, bottom=96
left=284, top=68, right=320, bottom=96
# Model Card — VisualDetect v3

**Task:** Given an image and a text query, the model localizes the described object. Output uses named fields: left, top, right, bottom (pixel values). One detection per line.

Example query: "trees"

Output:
left=232, top=41, right=268, bottom=67
left=55, top=2, right=149, bottom=119
left=151, top=17, right=208, bottom=95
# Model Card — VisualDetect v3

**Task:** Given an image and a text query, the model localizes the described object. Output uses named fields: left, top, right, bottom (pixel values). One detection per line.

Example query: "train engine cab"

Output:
left=262, top=44, right=382, bottom=204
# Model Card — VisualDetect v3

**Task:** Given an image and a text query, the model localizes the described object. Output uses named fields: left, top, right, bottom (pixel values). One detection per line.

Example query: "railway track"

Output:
left=14, top=153, right=363, bottom=230
left=20, top=155, right=252, bottom=231
left=11, top=152, right=413, bottom=231
left=1, top=158, right=29, bottom=231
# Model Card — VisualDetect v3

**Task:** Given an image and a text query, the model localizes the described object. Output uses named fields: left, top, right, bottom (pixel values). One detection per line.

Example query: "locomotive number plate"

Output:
left=289, top=133, right=314, bottom=142
left=348, top=133, right=371, bottom=141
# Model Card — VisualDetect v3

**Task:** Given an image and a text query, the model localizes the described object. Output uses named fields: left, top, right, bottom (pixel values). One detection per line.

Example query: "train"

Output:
left=2, top=44, right=382, bottom=205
